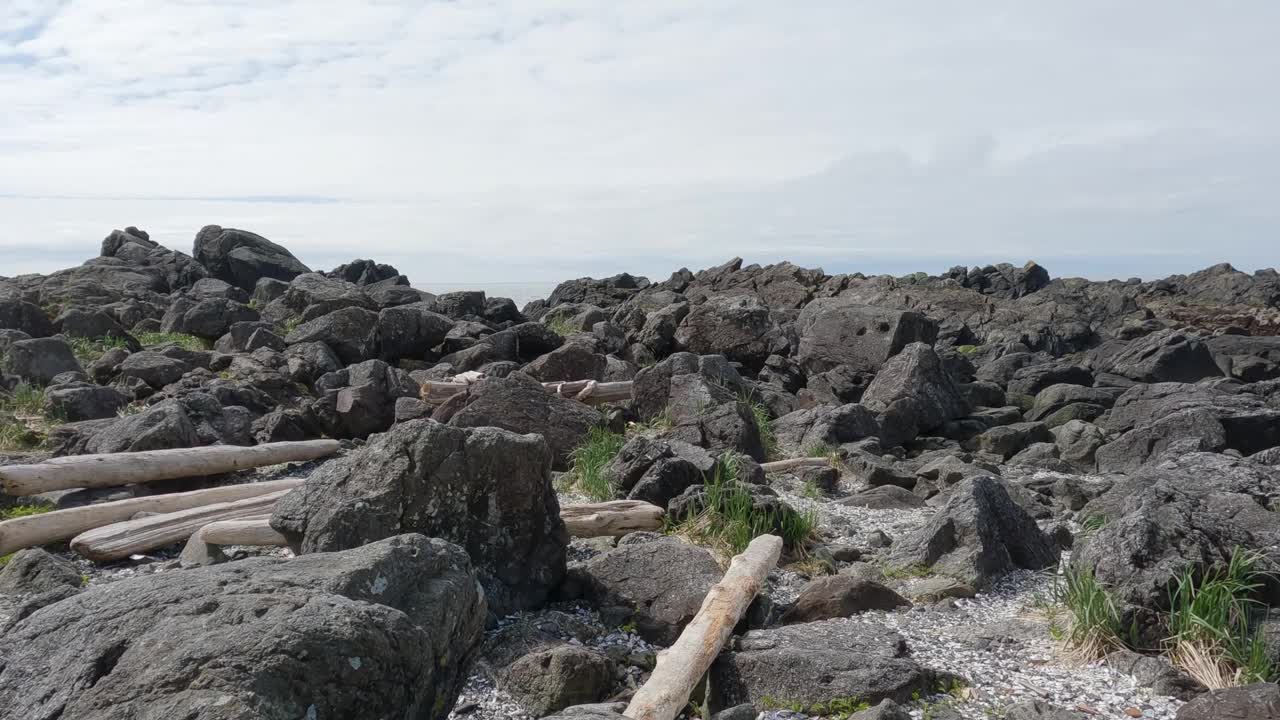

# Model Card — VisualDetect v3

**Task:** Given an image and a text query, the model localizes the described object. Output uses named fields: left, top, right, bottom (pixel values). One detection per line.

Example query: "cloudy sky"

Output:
left=2, top=1, right=1278, bottom=290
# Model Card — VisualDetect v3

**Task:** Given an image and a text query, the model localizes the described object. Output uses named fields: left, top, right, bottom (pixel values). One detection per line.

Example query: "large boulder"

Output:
left=318, top=359, right=420, bottom=438
left=1006, top=362, right=1094, bottom=397
left=44, top=382, right=131, bottom=421
left=577, top=537, right=723, bottom=644
left=446, top=372, right=603, bottom=469
left=1094, top=407, right=1227, bottom=473
left=501, top=646, right=615, bottom=716
left=118, top=350, right=192, bottom=389
left=632, top=353, right=764, bottom=460
left=779, top=576, right=909, bottom=624
left=377, top=303, right=452, bottom=363
left=0, top=534, right=485, bottom=720
left=888, top=477, right=1057, bottom=587
left=773, top=404, right=879, bottom=456
left=2, top=337, right=83, bottom=384
left=795, top=299, right=938, bottom=375
left=673, top=292, right=784, bottom=370
left=0, top=548, right=83, bottom=596
left=862, top=343, right=970, bottom=446
left=1100, top=328, right=1223, bottom=384
left=708, top=619, right=936, bottom=711
left=602, top=435, right=717, bottom=508
left=1175, top=683, right=1280, bottom=720
left=285, top=306, right=381, bottom=366
left=272, top=419, right=567, bottom=617
left=160, top=296, right=259, bottom=340
left=524, top=342, right=608, bottom=382
left=0, top=297, right=54, bottom=337
left=193, top=225, right=311, bottom=291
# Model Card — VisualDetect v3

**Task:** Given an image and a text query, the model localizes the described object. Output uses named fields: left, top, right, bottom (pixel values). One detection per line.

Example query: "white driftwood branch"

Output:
left=760, top=457, right=835, bottom=473
left=420, top=379, right=633, bottom=406
left=624, top=534, right=783, bottom=720
left=179, top=517, right=290, bottom=566
left=70, top=490, right=291, bottom=562
left=561, top=500, right=664, bottom=538
left=0, top=479, right=303, bottom=557
left=0, top=440, right=340, bottom=496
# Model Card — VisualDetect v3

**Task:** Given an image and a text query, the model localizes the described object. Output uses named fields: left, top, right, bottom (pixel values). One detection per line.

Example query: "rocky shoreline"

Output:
left=2, top=225, right=1279, bottom=720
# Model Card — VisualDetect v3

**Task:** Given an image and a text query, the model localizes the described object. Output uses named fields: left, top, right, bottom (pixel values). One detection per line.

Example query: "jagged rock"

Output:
left=44, top=382, right=130, bottom=421
left=525, top=343, right=608, bottom=382
left=603, top=435, right=717, bottom=508
left=1095, top=407, right=1227, bottom=473
left=1051, top=420, right=1107, bottom=466
left=160, top=296, right=259, bottom=340
left=284, top=340, right=342, bottom=384
left=377, top=303, right=453, bottom=363
left=285, top=306, right=380, bottom=365
left=1006, top=362, right=1093, bottom=397
left=272, top=419, right=567, bottom=617
left=576, top=537, right=722, bottom=644
left=633, top=353, right=764, bottom=460
left=0, top=297, right=54, bottom=337
left=0, top=535, right=484, bottom=720
left=773, top=404, right=879, bottom=456
left=1175, top=683, right=1280, bottom=720
left=1027, top=384, right=1119, bottom=423
left=795, top=299, right=938, bottom=374
left=2, top=337, right=83, bottom=384
left=969, top=422, right=1053, bottom=460
left=1101, top=328, right=1223, bottom=383
left=500, top=646, right=615, bottom=716
left=780, top=576, right=909, bottom=624
left=193, top=224, right=311, bottom=291
left=862, top=343, right=970, bottom=447
left=0, top=549, right=83, bottom=596
left=708, top=619, right=935, bottom=711
left=118, top=350, right=191, bottom=389
left=548, top=273, right=648, bottom=308
left=888, top=477, right=1057, bottom=587
left=674, top=292, right=785, bottom=370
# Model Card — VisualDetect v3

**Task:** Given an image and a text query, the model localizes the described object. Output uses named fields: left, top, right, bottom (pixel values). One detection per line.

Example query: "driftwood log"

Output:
left=759, top=457, right=837, bottom=473
left=179, top=517, right=290, bottom=566
left=624, top=534, right=783, bottom=720
left=561, top=500, right=664, bottom=537
left=70, top=490, right=291, bottom=562
left=0, top=440, right=340, bottom=496
left=420, top=378, right=633, bottom=406
left=0, top=479, right=303, bottom=557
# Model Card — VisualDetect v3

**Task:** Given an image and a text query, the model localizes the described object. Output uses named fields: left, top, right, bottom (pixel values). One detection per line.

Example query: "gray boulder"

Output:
left=795, top=298, right=938, bottom=374
left=779, top=576, right=909, bottom=624
left=377, top=303, right=452, bottom=363
left=1051, top=420, right=1107, bottom=466
left=1006, top=362, right=1093, bottom=397
left=44, top=383, right=130, bottom=421
left=2, top=337, right=83, bottom=385
left=889, top=477, right=1057, bottom=587
left=525, top=342, right=608, bottom=382
left=1102, top=328, right=1222, bottom=383
left=773, top=404, right=879, bottom=456
left=969, top=421, right=1053, bottom=460
left=708, top=619, right=935, bottom=711
left=118, top=350, right=191, bottom=389
left=0, top=297, right=54, bottom=337
left=0, top=534, right=484, bottom=720
left=674, top=292, right=785, bottom=370
left=1175, top=683, right=1280, bottom=720
left=500, top=646, right=614, bottom=716
left=286, top=306, right=381, bottom=366
left=862, top=343, right=970, bottom=446
left=193, top=224, right=311, bottom=291
left=160, top=296, right=259, bottom=340
left=0, top=549, right=82, bottom=596
left=272, top=419, right=567, bottom=617
left=603, top=435, right=717, bottom=508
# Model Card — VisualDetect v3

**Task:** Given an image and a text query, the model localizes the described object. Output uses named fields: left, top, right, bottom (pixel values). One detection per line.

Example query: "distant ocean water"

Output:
left=417, top=282, right=557, bottom=309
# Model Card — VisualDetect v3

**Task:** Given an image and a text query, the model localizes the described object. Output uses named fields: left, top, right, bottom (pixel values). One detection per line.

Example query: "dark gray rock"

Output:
left=773, top=404, right=879, bottom=456
left=160, top=296, right=259, bottom=340
left=779, top=576, right=909, bottom=623
left=708, top=619, right=935, bottom=711
left=840, top=485, right=926, bottom=510
left=1006, top=362, right=1093, bottom=397
left=1175, top=683, right=1280, bottom=720
left=633, top=354, right=764, bottom=460
left=862, top=343, right=970, bottom=446
left=2, top=337, right=83, bottom=384
left=193, top=224, right=311, bottom=291
left=0, top=297, right=54, bottom=337
left=674, top=292, right=785, bottom=370
left=525, top=342, right=608, bottom=382
left=795, top=298, right=938, bottom=375
left=44, top=383, right=130, bottom=421
left=378, top=303, right=453, bottom=363
left=603, top=435, right=718, bottom=508
left=0, top=534, right=484, bottom=720
left=118, top=350, right=191, bottom=389
left=1028, top=384, right=1119, bottom=423
left=272, top=419, right=567, bottom=617
left=889, top=477, right=1057, bottom=587
left=1102, top=328, right=1223, bottom=384
left=286, top=306, right=380, bottom=366
left=578, top=538, right=722, bottom=644
left=1095, top=407, right=1226, bottom=473
left=1103, top=650, right=1206, bottom=702
left=0, top=549, right=82, bottom=596
left=969, top=422, right=1053, bottom=460
left=500, top=646, right=614, bottom=716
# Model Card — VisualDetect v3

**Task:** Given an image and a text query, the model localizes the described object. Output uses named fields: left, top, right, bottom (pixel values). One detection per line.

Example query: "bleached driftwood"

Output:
left=0, top=440, right=339, bottom=496
left=561, top=500, right=664, bottom=538
left=70, top=490, right=291, bottom=562
left=624, top=534, right=783, bottom=720
left=0, top=479, right=303, bottom=557
left=420, top=378, right=633, bottom=406
left=179, top=517, right=290, bottom=566
left=760, top=457, right=837, bottom=473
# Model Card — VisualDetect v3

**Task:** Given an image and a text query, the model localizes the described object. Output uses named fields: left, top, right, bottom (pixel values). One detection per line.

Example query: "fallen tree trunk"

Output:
left=760, top=457, right=836, bottom=473
left=0, top=439, right=340, bottom=496
left=420, top=378, right=633, bottom=406
left=70, top=490, right=292, bottom=562
left=624, top=534, right=783, bottom=720
left=179, top=517, right=289, bottom=566
left=561, top=500, right=664, bottom=538
left=0, top=479, right=303, bottom=557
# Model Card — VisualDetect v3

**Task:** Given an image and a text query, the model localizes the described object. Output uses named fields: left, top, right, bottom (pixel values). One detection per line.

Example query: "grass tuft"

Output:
left=65, top=335, right=130, bottom=365
left=0, top=504, right=52, bottom=521
left=802, top=441, right=842, bottom=466
left=1053, top=566, right=1127, bottom=661
left=1, top=383, right=46, bottom=416
left=135, top=331, right=210, bottom=351
left=1167, top=548, right=1275, bottom=687
left=630, top=405, right=674, bottom=434
left=565, top=426, right=626, bottom=501
left=543, top=315, right=579, bottom=338
left=739, top=392, right=778, bottom=461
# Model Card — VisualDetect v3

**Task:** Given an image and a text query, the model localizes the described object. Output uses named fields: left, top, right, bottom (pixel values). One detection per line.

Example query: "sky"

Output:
left=2, top=1, right=1279, bottom=288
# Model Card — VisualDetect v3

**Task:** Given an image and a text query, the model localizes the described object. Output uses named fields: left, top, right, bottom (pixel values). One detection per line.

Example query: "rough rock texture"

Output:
left=272, top=419, right=567, bottom=617
left=795, top=298, right=938, bottom=375
left=674, top=292, right=784, bottom=370
left=602, top=435, right=717, bottom=508
left=773, top=404, right=880, bottom=456
left=193, top=224, right=311, bottom=291
left=0, top=535, right=485, bottom=720
left=0, top=549, right=83, bottom=596
left=2, top=337, right=83, bottom=384
left=500, top=646, right=615, bottom=716
left=1101, top=328, right=1223, bottom=383
left=889, top=476, right=1058, bottom=587
left=708, top=619, right=935, bottom=711
left=576, top=537, right=722, bottom=644
left=1175, top=683, right=1280, bottom=720
left=779, top=576, right=910, bottom=624
left=862, top=342, right=970, bottom=446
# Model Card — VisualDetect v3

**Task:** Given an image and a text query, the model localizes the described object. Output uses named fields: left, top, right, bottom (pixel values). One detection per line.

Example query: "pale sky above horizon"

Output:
left=3, top=1, right=1279, bottom=287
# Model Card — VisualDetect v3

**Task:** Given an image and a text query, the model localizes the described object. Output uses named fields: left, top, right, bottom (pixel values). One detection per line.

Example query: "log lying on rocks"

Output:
left=420, top=378, right=633, bottom=406
left=561, top=500, right=665, bottom=538
left=0, top=439, right=340, bottom=496
left=70, top=490, right=292, bottom=562
left=179, top=517, right=290, bottom=567
left=624, top=534, right=783, bottom=720
left=760, top=457, right=838, bottom=473
left=0, top=479, right=303, bottom=557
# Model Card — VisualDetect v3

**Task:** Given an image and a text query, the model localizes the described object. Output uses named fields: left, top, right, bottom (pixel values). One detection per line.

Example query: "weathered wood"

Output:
left=624, top=534, right=783, bottom=720
left=760, top=457, right=836, bottom=473
left=420, top=378, right=633, bottom=406
left=0, top=479, right=303, bottom=557
left=0, top=440, right=340, bottom=496
left=561, top=500, right=664, bottom=538
left=70, top=490, right=291, bottom=562
left=199, top=517, right=288, bottom=547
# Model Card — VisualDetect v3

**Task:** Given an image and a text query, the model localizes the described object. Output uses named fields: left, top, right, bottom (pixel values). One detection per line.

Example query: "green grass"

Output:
left=955, top=344, right=981, bottom=354
left=1, top=383, right=46, bottom=416
left=761, top=695, right=870, bottom=718
left=0, top=415, right=44, bottom=452
left=802, top=441, right=842, bottom=465
left=668, top=455, right=817, bottom=557
left=134, top=332, right=210, bottom=351
left=0, top=504, right=52, bottom=521
left=1053, top=566, right=1128, bottom=659
left=278, top=317, right=302, bottom=336
left=741, top=393, right=778, bottom=461
left=65, top=335, right=131, bottom=365
left=543, top=315, right=579, bottom=337
left=1167, top=548, right=1275, bottom=687
left=801, top=478, right=824, bottom=498
left=883, top=563, right=935, bottom=580
left=565, top=426, right=626, bottom=501
left=630, top=405, right=674, bottom=434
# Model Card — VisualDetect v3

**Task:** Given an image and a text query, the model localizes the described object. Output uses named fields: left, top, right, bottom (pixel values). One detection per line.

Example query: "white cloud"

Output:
left=2, top=1, right=1278, bottom=284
